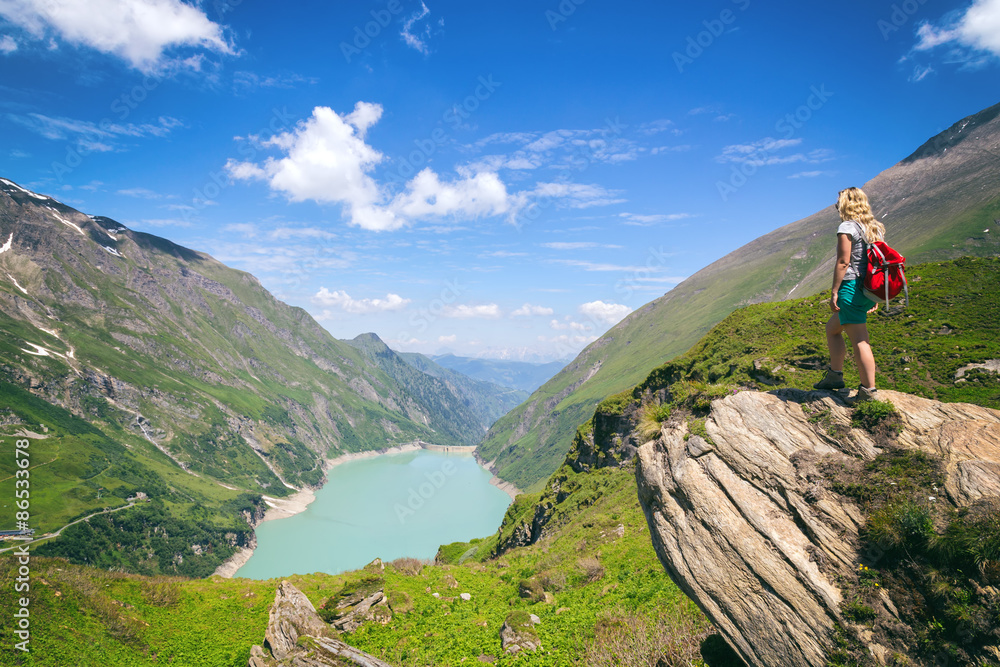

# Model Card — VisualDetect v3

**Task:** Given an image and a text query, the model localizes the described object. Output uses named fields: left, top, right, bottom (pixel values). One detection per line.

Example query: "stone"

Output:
left=460, top=592, right=472, bottom=601
left=248, top=581, right=392, bottom=667
left=636, top=389, right=1000, bottom=667
left=499, top=611, right=541, bottom=655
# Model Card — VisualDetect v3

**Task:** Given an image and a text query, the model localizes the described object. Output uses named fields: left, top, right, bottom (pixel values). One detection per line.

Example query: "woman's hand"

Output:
left=829, top=293, right=840, bottom=312
left=867, top=303, right=880, bottom=314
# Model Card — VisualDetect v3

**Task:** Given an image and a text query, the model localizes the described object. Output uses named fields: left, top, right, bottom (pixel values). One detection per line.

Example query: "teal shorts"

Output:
left=838, top=278, right=875, bottom=325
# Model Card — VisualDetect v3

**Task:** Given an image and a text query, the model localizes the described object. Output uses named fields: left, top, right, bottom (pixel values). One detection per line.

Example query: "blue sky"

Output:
left=1, top=0, right=998, bottom=361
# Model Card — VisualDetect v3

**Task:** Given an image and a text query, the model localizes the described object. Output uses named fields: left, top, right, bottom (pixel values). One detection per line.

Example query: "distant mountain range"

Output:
left=0, top=180, right=516, bottom=574
left=478, top=100, right=1000, bottom=491
left=428, top=354, right=567, bottom=393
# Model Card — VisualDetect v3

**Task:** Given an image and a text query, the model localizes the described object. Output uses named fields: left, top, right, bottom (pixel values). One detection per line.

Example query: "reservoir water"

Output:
left=235, top=449, right=512, bottom=579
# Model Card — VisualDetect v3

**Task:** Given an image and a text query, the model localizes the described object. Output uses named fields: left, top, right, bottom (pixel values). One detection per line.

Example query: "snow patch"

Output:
left=102, top=245, right=124, bottom=258
left=46, top=208, right=85, bottom=236
left=6, top=273, right=27, bottom=294
left=21, top=342, right=53, bottom=357
left=0, top=179, right=49, bottom=200
left=0, top=232, right=12, bottom=254
left=36, top=326, right=59, bottom=338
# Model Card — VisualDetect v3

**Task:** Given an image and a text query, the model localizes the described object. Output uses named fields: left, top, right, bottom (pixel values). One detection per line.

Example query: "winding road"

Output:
left=0, top=501, right=136, bottom=554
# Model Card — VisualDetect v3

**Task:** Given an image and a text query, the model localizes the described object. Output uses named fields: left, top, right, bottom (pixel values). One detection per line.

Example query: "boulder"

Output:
left=248, top=580, right=392, bottom=667
left=500, top=610, right=541, bottom=655
left=636, top=389, right=1000, bottom=667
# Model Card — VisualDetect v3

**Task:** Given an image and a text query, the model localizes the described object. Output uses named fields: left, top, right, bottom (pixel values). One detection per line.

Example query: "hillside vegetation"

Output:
left=479, top=101, right=1000, bottom=492
left=0, top=179, right=512, bottom=575
left=4, top=257, right=996, bottom=666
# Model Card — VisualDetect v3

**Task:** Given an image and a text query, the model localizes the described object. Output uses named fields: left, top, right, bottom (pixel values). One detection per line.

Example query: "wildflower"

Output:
left=929, top=496, right=936, bottom=501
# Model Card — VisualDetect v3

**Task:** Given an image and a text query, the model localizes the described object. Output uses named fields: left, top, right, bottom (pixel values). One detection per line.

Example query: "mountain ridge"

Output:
left=478, top=100, right=1000, bottom=491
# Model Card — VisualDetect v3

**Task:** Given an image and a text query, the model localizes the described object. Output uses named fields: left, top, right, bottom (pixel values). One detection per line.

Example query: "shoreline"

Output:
left=474, top=451, right=523, bottom=501
left=213, top=440, right=490, bottom=578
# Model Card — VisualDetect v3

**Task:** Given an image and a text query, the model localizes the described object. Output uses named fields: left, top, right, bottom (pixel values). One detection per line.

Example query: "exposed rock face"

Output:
left=248, top=581, right=392, bottom=667
left=635, top=389, right=1000, bottom=667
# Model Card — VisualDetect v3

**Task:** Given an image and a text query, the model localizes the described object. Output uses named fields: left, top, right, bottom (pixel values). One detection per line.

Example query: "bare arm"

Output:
left=829, top=233, right=852, bottom=312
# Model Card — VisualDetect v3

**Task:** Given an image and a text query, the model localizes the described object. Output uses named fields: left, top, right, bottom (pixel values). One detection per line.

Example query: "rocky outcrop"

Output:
left=636, top=389, right=1000, bottom=667
left=500, top=611, right=541, bottom=655
left=248, top=581, right=392, bottom=667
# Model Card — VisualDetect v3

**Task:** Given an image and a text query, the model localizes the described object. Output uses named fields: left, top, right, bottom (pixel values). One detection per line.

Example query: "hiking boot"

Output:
left=813, top=368, right=845, bottom=390
left=846, top=386, right=878, bottom=406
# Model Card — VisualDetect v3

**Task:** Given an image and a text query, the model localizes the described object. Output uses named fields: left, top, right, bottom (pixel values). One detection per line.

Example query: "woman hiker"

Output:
left=813, top=186, right=882, bottom=404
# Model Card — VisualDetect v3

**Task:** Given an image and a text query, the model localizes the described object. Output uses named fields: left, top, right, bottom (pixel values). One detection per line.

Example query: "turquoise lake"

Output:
left=235, top=449, right=512, bottom=579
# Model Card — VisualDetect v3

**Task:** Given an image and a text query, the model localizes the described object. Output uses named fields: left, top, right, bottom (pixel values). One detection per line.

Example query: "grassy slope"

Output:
left=479, top=101, right=1000, bottom=491
left=0, top=466, right=705, bottom=667
left=3, top=257, right=996, bottom=666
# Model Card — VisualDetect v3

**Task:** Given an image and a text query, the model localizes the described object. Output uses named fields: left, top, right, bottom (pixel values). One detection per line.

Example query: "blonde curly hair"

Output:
left=837, top=187, right=885, bottom=243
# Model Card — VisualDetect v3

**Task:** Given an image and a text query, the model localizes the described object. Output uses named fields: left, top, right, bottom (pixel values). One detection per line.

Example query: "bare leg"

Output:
left=825, top=314, right=847, bottom=372
left=844, top=323, right=876, bottom=388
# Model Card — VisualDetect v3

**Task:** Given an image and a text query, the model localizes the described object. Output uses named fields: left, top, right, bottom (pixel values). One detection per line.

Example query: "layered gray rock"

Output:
left=248, top=581, right=392, bottom=667
left=636, top=389, right=1000, bottom=667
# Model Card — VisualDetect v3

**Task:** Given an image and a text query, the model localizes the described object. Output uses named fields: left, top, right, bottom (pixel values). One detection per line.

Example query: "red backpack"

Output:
left=861, top=233, right=909, bottom=308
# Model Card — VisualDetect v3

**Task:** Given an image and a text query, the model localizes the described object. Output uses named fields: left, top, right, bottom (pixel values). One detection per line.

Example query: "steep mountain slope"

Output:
left=430, top=353, right=567, bottom=393
left=347, top=333, right=526, bottom=444
left=479, top=101, right=1000, bottom=491
left=395, top=349, right=529, bottom=429
left=0, top=179, right=500, bottom=572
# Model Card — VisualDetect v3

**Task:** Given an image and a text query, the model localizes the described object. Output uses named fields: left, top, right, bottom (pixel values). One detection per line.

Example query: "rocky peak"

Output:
left=636, top=389, right=1000, bottom=667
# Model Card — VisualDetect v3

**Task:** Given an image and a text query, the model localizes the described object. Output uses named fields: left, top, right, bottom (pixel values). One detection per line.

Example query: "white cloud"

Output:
left=527, top=182, right=625, bottom=209
left=618, top=212, right=692, bottom=226
left=223, top=222, right=258, bottom=237
left=550, top=318, right=590, bottom=331
left=270, top=226, right=336, bottom=240
left=541, top=241, right=623, bottom=250
left=117, top=187, right=163, bottom=198
left=400, top=1, right=434, bottom=54
left=0, top=35, right=17, bottom=53
left=0, top=0, right=233, bottom=72
left=441, top=303, right=501, bottom=319
left=915, top=0, right=1000, bottom=60
left=391, top=168, right=510, bottom=220
left=9, top=112, right=182, bottom=151
left=512, top=304, right=554, bottom=317
left=553, top=259, right=668, bottom=272
left=312, top=288, right=410, bottom=314
left=227, top=104, right=516, bottom=232
left=579, top=300, right=632, bottom=324
left=717, top=138, right=834, bottom=167
left=788, top=170, right=834, bottom=179
left=233, top=71, right=316, bottom=91
left=438, top=334, right=457, bottom=343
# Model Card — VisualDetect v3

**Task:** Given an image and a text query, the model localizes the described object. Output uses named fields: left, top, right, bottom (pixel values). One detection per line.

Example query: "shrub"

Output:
left=390, top=557, right=424, bottom=576
left=637, top=402, right=671, bottom=441
left=518, top=578, right=545, bottom=602
left=583, top=607, right=710, bottom=667
left=577, top=556, right=605, bottom=583
left=539, top=570, right=567, bottom=592
left=851, top=399, right=902, bottom=434
left=865, top=499, right=935, bottom=552
left=842, top=599, right=877, bottom=624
